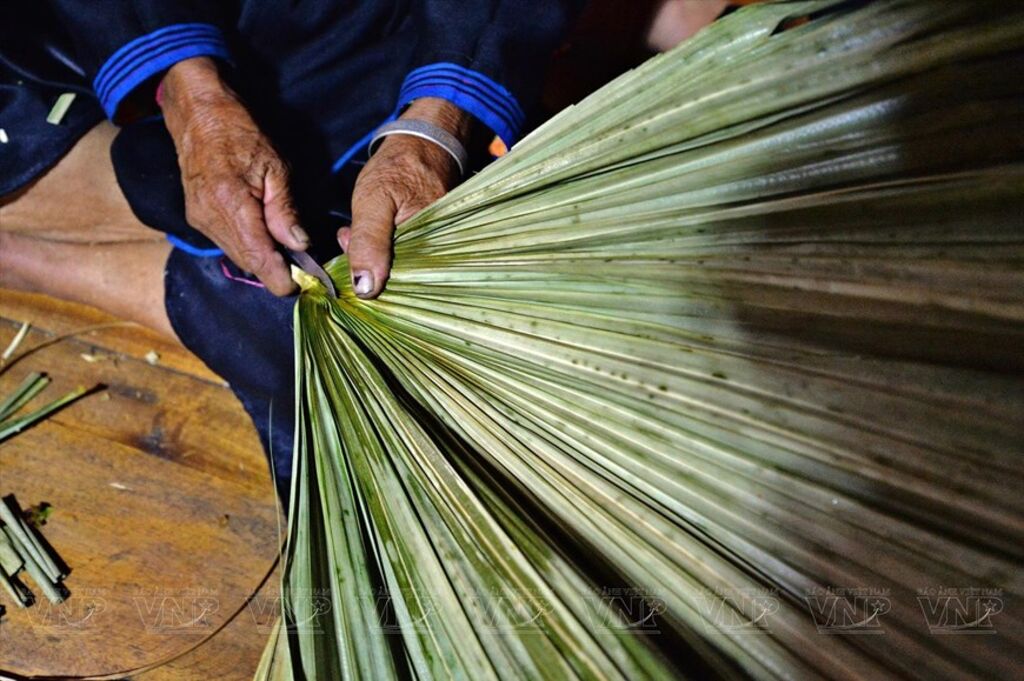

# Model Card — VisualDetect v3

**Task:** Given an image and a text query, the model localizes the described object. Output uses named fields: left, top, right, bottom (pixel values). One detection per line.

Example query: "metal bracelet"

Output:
left=369, top=119, right=469, bottom=176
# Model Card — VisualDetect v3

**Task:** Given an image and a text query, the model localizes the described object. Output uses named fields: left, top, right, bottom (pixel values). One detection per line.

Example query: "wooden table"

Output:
left=0, top=290, right=282, bottom=680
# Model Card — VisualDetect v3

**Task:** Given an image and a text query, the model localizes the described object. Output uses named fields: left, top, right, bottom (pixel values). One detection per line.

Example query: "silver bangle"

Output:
left=369, top=119, right=469, bottom=176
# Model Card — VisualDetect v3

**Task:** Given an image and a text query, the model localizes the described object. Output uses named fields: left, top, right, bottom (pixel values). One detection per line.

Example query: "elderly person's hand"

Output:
left=337, top=98, right=473, bottom=299
left=161, top=57, right=306, bottom=296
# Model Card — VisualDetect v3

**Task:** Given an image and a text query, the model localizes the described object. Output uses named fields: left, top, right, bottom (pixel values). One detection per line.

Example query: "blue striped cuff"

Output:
left=93, top=23, right=230, bottom=119
left=397, top=63, right=525, bottom=147
left=166, top=234, right=223, bottom=257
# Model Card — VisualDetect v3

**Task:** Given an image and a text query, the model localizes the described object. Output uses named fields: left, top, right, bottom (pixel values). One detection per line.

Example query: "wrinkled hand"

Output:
left=338, top=98, right=472, bottom=299
left=161, top=57, right=307, bottom=296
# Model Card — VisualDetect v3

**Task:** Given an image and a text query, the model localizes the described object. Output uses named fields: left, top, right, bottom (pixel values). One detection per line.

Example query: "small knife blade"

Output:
left=287, top=248, right=337, bottom=297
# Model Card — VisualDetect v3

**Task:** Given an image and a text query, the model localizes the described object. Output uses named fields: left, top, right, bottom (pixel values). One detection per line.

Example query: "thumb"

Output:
left=346, top=190, right=397, bottom=299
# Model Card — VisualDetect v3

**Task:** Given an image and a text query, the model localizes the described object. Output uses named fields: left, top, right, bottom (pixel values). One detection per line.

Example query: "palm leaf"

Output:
left=267, top=1, right=1024, bottom=678
left=0, top=371, right=90, bottom=443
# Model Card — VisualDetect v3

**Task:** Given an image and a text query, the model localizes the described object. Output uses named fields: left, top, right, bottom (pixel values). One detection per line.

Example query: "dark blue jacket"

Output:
left=0, top=1, right=580, bottom=499
left=2, top=0, right=580, bottom=222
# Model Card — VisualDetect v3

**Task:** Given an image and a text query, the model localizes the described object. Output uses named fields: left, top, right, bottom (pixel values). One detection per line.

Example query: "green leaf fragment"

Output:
left=46, top=93, right=77, bottom=126
left=269, top=2, right=1024, bottom=680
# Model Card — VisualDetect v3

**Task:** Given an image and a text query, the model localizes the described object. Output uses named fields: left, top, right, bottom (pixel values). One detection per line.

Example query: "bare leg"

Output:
left=0, top=122, right=178, bottom=340
left=0, top=232, right=176, bottom=338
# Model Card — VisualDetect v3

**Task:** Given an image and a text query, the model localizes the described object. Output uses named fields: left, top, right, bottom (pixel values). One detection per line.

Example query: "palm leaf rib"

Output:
left=270, top=2, right=1024, bottom=679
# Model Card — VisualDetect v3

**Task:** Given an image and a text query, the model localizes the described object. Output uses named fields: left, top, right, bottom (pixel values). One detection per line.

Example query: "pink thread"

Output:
left=220, top=257, right=265, bottom=288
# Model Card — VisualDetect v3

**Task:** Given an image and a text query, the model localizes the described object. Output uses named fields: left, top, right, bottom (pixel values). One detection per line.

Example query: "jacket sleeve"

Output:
left=49, top=1, right=232, bottom=120
left=399, top=0, right=583, bottom=148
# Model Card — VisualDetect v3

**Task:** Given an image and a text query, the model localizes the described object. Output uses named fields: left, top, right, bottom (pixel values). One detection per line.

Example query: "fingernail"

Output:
left=290, top=225, right=310, bottom=245
left=352, top=270, right=374, bottom=296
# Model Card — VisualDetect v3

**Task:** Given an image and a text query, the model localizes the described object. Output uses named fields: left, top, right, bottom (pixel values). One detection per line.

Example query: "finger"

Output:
left=263, top=163, right=309, bottom=250
left=347, top=190, right=397, bottom=299
left=216, top=192, right=297, bottom=296
left=336, top=225, right=351, bottom=253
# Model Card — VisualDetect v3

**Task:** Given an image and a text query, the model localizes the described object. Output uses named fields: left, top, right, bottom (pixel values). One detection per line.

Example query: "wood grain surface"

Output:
left=0, top=289, right=283, bottom=680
